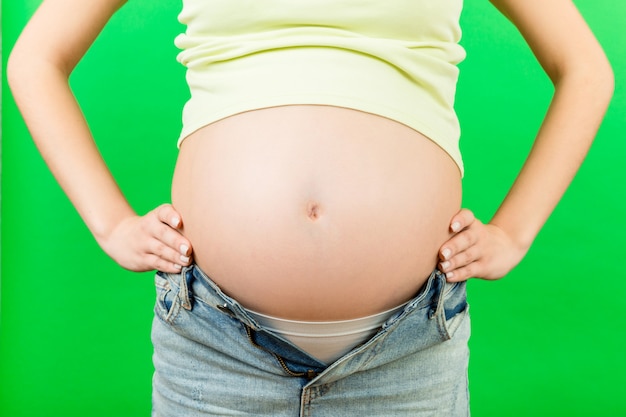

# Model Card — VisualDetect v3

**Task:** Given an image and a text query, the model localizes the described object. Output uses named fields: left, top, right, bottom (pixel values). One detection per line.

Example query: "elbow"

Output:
left=7, top=44, right=70, bottom=102
left=6, top=48, right=36, bottom=107
left=588, top=56, right=614, bottom=111
left=6, top=48, right=25, bottom=94
left=580, top=57, right=614, bottom=122
left=598, top=58, right=615, bottom=104
left=6, top=46, right=42, bottom=96
left=583, top=47, right=615, bottom=104
left=552, top=52, right=615, bottom=108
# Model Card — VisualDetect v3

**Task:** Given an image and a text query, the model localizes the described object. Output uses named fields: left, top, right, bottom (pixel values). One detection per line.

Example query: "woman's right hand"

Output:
left=98, top=204, right=193, bottom=273
left=7, top=0, right=192, bottom=273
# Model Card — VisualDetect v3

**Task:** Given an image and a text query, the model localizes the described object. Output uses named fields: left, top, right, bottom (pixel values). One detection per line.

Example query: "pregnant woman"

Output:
left=8, top=0, right=613, bottom=415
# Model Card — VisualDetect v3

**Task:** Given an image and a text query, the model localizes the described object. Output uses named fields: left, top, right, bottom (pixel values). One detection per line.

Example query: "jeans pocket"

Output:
left=154, top=272, right=181, bottom=324
left=440, top=281, right=469, bottom=340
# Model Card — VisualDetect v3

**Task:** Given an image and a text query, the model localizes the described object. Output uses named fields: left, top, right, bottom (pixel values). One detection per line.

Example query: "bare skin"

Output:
left=171, top=105, right=461, bottom=319
left=437, top=0, right=614, bottom=282
left=7, top=0, right=191, bottom=274
left=7, top=0, right=613, bottom=304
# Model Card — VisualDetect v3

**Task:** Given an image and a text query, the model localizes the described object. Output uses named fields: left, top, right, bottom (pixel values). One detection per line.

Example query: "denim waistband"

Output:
left=171, top=264, right=452, bottom=332
left=152, top=263, right=470, bottom=415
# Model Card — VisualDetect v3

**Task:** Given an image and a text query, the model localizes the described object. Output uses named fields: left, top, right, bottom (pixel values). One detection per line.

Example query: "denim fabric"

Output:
left=152, top=264, right=470, bottom=416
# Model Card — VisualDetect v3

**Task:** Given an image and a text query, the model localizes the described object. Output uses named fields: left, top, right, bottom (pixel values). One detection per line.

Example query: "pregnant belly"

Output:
left=172, top=105, right=462, bottom=320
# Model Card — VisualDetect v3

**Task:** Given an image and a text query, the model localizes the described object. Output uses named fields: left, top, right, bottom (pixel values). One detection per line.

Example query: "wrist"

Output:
left=89, top=204, right=137, bottom=246
left=488, top=218, right=535, bottom=254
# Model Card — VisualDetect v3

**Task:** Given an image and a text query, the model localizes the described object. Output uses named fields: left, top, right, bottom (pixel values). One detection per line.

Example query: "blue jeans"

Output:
left=152, top=265, right=470, bottom=416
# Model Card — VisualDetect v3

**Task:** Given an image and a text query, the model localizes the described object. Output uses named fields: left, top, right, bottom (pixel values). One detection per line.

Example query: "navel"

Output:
left=306, top=201, right=321, bottom=221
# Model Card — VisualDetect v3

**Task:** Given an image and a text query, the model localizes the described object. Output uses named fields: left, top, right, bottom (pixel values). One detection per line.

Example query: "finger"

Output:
left=151, top=206, right=193, bottom=257
left=155, top=203, right=184, bottom=230
left=449, top=208, right=476, bottom=233
left=148, top=228, right=193, bottom=267
left=445, top=261, right=481, bottom=282
left=144, top=253, right=184, bottom=274
left=439, top=245, right=481, bottom=273
left=439, top=229, right=479, bottom=261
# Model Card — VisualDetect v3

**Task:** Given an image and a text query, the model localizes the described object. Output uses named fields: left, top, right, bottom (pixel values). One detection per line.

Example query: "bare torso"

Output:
left=172, top=105, right=461, bottom=320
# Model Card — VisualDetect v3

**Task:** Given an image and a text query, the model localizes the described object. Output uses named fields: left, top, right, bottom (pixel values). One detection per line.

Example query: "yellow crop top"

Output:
left=175, top=0, right=466, bottom=174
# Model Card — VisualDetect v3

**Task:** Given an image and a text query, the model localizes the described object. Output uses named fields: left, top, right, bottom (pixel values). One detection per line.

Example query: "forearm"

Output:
left=8, top=0, right=193, bottom=273
left=490, top=57, right=614, bottom=249
left=439, top=65, right=613, bottom=281
left=439, top=1, right=614, bottom=282
left=8, top=59, right=136, bottom=243
left=9, top=58, right=192, bottom=272
left=7, top=0, right=135, bottom=245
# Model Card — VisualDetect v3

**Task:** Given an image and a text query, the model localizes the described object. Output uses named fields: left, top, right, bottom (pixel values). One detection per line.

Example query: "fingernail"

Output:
left=180, top=244, right=189, bottom=255
left=451, top=222, right=461, bottom=232
left=180, top=255, right=190, bottom=264
left=173, top=264, right=182, bottom=270
left=442, top=248, right=451, bottom=260
left=446, top=271, right=455, bottom=280
left=441, top=261, right=451, bottom=271
left=171, top=217, right=181, bottom=228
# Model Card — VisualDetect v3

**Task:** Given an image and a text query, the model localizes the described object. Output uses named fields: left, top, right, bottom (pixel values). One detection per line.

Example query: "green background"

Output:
left=1, top=1, right=624, bottom=416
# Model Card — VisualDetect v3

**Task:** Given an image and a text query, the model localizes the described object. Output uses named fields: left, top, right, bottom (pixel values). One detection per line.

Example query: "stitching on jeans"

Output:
left=154, top=274, right=182, bottom=325
left=244, top=325, right=318, bottom=380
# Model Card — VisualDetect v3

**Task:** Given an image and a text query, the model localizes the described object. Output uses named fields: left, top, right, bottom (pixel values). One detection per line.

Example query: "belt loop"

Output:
left=179, top=266, right=194, bottom=311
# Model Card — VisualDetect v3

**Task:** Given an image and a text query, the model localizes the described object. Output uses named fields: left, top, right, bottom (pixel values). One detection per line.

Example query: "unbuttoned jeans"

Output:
left=152, top=264, right=470, bottom=416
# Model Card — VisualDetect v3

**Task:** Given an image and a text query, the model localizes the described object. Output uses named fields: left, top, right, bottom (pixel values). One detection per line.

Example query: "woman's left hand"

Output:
left=438, top=208, right=528, bottom=282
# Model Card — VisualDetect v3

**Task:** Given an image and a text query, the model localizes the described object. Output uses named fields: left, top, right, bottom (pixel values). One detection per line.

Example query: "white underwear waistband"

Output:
left=247, top=302, right=408, bottom=365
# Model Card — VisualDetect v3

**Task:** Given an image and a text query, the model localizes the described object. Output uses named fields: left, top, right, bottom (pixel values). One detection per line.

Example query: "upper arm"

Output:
left=8, top=0, right=127, bottom=77
left=489, top=0, right=612, bottom=85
